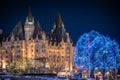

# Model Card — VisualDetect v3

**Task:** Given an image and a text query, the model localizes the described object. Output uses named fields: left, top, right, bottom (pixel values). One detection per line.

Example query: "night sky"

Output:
left=0, top=0, right=120, bottom=45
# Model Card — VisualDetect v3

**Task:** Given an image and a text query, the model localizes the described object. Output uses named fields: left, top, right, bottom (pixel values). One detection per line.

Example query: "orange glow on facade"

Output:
left=0, top=10, right=74, bottom=74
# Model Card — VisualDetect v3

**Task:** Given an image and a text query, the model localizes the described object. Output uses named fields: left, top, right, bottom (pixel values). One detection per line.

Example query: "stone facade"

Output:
left=0, top=10, right=74, bottom=73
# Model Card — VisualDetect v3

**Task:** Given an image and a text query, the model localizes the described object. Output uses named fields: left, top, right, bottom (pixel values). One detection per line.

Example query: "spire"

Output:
left=11, top=32, right=15, bottom=41
left=51, top=13, right=66, bottom=43
left=55, top=13, right=64, bottom=28
left=52, top=13, right=65, bottom=34
left=28, top=7, right=33, bottom=22
left=36, top=21, right=42, bottom=32
left=36, top=34, right=39, bottom=40
left=28, top=7, right=32, bottom=18
left=42, top=32, right=46, bottom=40
left=16, top=37, right=19, bottom=41
left=66, top=33, right=70, bottom=43
left=33, top=21, right=42, bottom=38
left=61, top=37, right=64, bottom=43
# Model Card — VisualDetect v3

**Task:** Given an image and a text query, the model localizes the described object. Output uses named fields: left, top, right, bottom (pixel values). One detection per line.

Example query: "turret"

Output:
left=54, top=13, right=64, bottom=28
left=24, top=8, right=35, bottom=40
left=51, top=13, right=66, bottom=43
left=33, top=21, right=42, bottom=39
left=42, top=32, right=46, bottom=40
left=36, top=34, right=39, bottom=40
left=51, top=13, right=65, bottom=34
left=10, top=32, right=15, bottom=41
left=66, top=33, right=70, bottom=43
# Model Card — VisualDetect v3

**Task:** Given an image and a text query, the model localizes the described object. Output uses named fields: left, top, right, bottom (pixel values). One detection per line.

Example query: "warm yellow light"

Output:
left=84, top=75, right=87, bottom=78
left=46, top=63, right=50, bottom=68
left=106, top=71, right=110, bottom=75
left=2, top=60, right=6, bottom=69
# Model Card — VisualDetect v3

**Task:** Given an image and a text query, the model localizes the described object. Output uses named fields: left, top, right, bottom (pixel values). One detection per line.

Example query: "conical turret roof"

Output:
left=54, top=13, right=63, bottom=27
left=28, top=7, right=33, bottom=22
left=33, top=21, right=42, bottom=39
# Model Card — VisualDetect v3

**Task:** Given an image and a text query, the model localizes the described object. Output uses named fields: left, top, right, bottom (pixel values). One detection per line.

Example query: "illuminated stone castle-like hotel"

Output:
left=0, top=9, right=74, bottom=74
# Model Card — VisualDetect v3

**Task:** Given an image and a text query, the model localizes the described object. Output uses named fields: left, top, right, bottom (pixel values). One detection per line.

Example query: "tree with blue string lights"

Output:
left=74, top=30, right=120, bottom=79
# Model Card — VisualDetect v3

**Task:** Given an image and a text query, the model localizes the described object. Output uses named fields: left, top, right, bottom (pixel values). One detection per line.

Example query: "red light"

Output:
left=74, top=69, right=78, bottom=73
left=83, top=70, right=87, bottom=73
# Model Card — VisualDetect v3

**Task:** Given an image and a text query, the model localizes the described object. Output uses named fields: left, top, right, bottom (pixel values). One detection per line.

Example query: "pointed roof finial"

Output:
left=28, top=7, right=33, bottom=22
left=66, top=33, right=70, bottom=43
left=36, top=21, right=42, bottom=31
left=28, top=7, right=32, bottom=17
left=33, top=21, right=42, bottom=38
left=55, top=12, right=63, bottom=27
left=36, top=34, right=39, bottom=40
left=11, top=32, right=15, bottom=41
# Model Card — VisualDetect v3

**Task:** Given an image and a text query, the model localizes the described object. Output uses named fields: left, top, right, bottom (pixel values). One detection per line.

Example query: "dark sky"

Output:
left=0, top=0, right=120, bottom=45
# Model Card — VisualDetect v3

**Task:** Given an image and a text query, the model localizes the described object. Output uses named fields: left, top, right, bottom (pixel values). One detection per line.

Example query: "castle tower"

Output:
left=24, top=8, right=35, bottom=40
left=51, top=13, right=66, bottom=42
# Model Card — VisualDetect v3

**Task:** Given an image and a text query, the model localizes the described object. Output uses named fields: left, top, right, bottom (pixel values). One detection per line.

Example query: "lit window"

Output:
left=30, top=32, right=31, bottom=34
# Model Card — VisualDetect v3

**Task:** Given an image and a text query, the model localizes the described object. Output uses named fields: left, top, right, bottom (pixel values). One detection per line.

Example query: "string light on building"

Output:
left=0, top=9, right=74, bottom=75
left=74, top=30, right=120, bottom=79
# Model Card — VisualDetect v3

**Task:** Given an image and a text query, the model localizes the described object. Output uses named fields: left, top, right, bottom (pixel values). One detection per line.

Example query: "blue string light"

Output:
left=74, top=30, right=120, bottom=71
